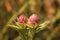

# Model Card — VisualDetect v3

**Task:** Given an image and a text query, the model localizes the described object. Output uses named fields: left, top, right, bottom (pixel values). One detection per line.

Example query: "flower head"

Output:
left=28, top=14, right=40, bottom=25
left=17, top=14, right=27, bottom=24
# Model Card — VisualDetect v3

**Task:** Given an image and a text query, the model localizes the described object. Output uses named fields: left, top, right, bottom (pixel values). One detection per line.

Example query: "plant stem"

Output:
left=27, top=28, right=35, bottom=40
left=35, top=8, right=60, bottom=33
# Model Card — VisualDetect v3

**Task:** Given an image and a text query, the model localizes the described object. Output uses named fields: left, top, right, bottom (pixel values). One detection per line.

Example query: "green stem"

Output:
left=48, top=8, right=60, bottom=29
left=36, top=8, right=60, bottom=33
left=28, top=28, right=35, bottom=40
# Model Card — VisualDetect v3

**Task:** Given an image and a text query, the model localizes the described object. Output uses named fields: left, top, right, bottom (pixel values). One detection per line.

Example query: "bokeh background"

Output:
left=0, top=0, right=60, bottom=40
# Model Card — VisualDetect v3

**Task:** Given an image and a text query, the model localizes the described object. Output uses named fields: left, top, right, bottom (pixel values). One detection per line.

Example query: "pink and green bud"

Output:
left=17, top=14, right=27, bottom=24
left=28, top=14, right=40, bottom=25
left=45, top=20, right=51, bottom=25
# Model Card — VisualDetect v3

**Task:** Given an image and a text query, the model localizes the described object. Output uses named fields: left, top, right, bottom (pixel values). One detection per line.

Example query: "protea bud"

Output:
left=28, top=14, right=40, bottom=25
left=45, top=20, right=51, bottom=25
left=17, top=14, right=27, bottom=25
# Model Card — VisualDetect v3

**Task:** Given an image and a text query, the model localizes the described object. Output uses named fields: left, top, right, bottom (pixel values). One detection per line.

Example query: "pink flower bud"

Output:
left=17, top=14, right=27, bottom=24
left=28, top=14, right=40, bottom=25
left=45, top=20, right=51, bottom=25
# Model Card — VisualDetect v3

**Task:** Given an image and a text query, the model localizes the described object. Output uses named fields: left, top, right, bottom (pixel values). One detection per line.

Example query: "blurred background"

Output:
left=0, top=0, right=60, bottom=40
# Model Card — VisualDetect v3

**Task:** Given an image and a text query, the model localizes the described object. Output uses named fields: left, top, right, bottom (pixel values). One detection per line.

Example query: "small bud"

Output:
left=45, top=20, right=51, bottom=25
left=17, top=14, right=27, bottom=25
left=28, top=14, right=40, bottom=25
